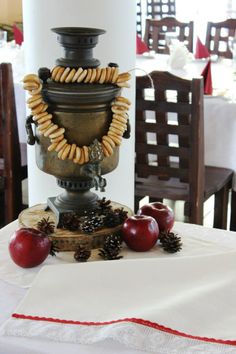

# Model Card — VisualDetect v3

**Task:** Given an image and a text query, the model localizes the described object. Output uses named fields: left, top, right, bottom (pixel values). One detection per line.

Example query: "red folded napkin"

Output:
left=13, top=24, right=23, bottom=45
left=201, top=60, right=213, bottom=95
left=195, top=36, right=210, bottom=59
left=136, top=35, right=149, bottom=54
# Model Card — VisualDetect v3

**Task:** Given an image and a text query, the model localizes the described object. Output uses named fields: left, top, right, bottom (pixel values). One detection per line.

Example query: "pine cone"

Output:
left=50, top=240, right=60, bottom=256
left=74, top=245, right=91, bottom=262
left=99, top=234, right=123, bottom=260
left=113, top=208, right=128, bottom=223
left=60, top=213, right=81, bottom=231
left=37, top=217, right=55, bottom=234
left=159, top=231, right=182, bottom=253
left=80, top=215, right=104, bottom=234
left=97, top=197, right=112, bottom=215
left=103, top=211, right=121, bottom=228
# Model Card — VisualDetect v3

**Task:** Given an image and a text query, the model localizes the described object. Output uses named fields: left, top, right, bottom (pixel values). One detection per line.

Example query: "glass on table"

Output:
left=0, top=30, right=7, bottom=47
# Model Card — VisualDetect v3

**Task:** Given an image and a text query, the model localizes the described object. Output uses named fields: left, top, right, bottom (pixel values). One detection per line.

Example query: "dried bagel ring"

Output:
left=72, top=67, right=83, bottom=82
left=31, top=103, right=48, bottom=115
left=49, top=128, right=65, bottom=139
left=111, top=67, right=119, bottom=83
left=48, top=141, right=58, bottom=152
left=60, top=67, right=71, bottom=82
left=61, top=144, right=71, bottom=160
left=102, top=139, right=113, bottom=155
left=38, top=120, right=52, bottom=131
left=102, top=144, right=111, bottom=157
left=99, top=68, right=106, bottom=84
left=112, top=114, right=128, bottom=123
left=65, top=68, right=76, bottom=83
left=73, top=146, right=82, bottom=163
left=77, top=149, right=85, bottom=165
left=84, top=68, right=92, bottom=83
left=55, top=138, right=67, bottom=152
left=108, top=132, right=122, bottom=145
left=116, top=82, right=130, bottom=88
left=50, top=135, right=64, bottom=143
left=68, top=143, right=77, bottom=160
left=115, top=96, right=131, bottom=105
left=51, top=66, right=61, bottom=80
left=43, top=124, right=59, bottom=137
left=58, top=143, right=69, bottom=159
left=83, top=146, right=89, bottom=163
left=77, top=69, right=88, bottom=83
left=30, top=83, right=43, bottom=95
left=37, top=113, right=52, bottom=124
left=89, top=68, right=97, bottom=83
left=54, top=67, right=65, bottom=82
left=95, top=67, right=102, bottom=82
left=23, top=73, right=41, bottom=84
left=102, top=135, right=116, bottom=148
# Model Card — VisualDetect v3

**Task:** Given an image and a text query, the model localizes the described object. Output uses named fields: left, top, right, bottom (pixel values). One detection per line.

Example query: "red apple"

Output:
left=121, top=215, right=159, bottom=252
left=137, top=202, right=174, bottom=232
left=9, top=228, right=51, bottom=268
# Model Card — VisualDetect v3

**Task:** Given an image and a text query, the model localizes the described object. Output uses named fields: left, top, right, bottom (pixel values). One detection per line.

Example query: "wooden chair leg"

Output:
left=185, top=201, right=203, bottom=225
left=134, top=196, right=141, bottom=214
left=230, top=190, right=236, bottom=231
left=213, top=186, right=229, bottom=229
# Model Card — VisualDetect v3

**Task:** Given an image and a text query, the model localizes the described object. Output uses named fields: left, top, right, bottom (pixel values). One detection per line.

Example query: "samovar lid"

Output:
left=51, top=27, right=106, bottom=68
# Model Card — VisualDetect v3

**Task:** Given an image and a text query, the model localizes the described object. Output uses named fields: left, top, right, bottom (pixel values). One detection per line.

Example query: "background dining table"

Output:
left=136, top=53, right=236, bottom=230
left=1, top=217, right=236, bottom=353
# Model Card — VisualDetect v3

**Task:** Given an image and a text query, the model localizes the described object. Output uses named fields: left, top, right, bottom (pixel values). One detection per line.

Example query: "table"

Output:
left=136, top=54, right=236, bottom=230
left=1, top=220, right=236, bottom=353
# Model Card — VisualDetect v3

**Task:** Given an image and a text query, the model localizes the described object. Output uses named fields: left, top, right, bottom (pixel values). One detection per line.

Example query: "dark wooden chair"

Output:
left=0, top=63, right=27, bottom=226
left=205, top=19, right=236, bottom=59
left=146, top=0, right=176, bottom=20
left=144, top=17, right=194, bottom=54
left=135, top=71, right=233, bottom=228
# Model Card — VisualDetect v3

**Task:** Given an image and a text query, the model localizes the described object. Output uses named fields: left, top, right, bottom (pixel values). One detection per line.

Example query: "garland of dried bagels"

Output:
left=23, top=66, right=131, bottom=165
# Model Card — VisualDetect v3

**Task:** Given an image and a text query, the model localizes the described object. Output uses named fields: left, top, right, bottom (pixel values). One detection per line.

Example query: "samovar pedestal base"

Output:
left=45, top=194, right=98, bottom=228
left=46, top=177, right=101, bottom=227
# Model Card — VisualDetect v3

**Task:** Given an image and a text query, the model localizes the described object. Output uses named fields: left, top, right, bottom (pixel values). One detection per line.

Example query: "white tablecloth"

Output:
left=136, top=54, right=236, bottom=190
left=1, top=220, right=236, bottom=353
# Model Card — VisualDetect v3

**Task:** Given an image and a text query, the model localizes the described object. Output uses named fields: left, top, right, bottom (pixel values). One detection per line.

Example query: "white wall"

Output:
left=22, top=0, right=136, bottom=210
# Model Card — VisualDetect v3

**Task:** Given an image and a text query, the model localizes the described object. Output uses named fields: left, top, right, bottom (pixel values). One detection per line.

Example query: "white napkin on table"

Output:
left=169, top=42, right=190, bottom=69
left=2, top=253, right=236, bottom=353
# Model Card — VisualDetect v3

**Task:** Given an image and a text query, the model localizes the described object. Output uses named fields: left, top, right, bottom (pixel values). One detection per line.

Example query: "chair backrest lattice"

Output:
left=147, top=0, right=176, bottom=19
left=135, top=71, right=204, bottom=204
left=205, top=19, right=236, bottom=58
left=144, top=17, right=194, bottom=53
left=137, top=0, right=143, bottom=37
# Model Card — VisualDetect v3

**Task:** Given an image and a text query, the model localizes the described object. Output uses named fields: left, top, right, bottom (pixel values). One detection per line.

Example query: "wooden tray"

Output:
left=18, top=203, right=133, bottom=251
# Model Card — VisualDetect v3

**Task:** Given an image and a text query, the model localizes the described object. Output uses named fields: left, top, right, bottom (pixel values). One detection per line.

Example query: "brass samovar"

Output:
left=25, top=27, right=130, bottom=227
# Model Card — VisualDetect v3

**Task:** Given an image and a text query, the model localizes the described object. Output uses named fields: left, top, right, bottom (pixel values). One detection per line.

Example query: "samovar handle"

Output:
left=25, top=115, right=36, bottom=145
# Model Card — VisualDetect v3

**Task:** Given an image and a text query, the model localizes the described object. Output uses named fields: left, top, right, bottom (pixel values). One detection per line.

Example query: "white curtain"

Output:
left=226, top=0, right=236, bottom=17
left=176, top=0, right=231, bottom=43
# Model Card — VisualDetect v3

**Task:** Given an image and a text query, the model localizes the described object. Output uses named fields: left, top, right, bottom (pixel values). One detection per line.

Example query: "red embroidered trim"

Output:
left=12, top=313, right=236, bottom=346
